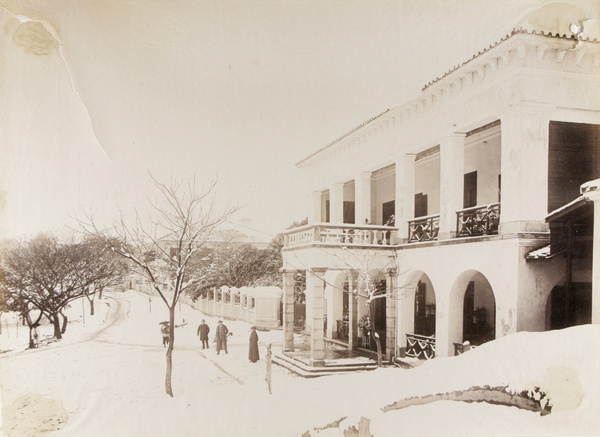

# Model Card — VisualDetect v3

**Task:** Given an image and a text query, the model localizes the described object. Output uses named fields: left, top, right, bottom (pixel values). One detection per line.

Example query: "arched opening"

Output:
left=414, top=276, right=436, bottom=336
left=368, top=272, right=386, bottom=353
left=461, top=273, right=496, bottom=346
left=546, top=281, right=592, bottom=330
left=324, top=271, right=351, bottom=340
left=401, top=271, right=436, bottom=360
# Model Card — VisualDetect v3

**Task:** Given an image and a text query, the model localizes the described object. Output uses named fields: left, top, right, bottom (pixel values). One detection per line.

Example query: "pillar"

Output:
left=434, top=290, right=452, bottom=358
left=500, top=104, right=551, bottom=233
left=310, top=191, right=322, bottom=223
left=281, top=269, right=296, bottom=352
left=307, top=267, right=327, bottom=366
left=582, top=180, right=600, bottom=324
left=348, top=274, right=357, bottom=350
left=355, top=172, right=372, bottom=225
left=330, top=183, right=344, bottom=224
left=439, top=133, right=466, bottom=240
left=385, top=268, right=397, bottom=361
left=396, top=155, right=416, bottom=241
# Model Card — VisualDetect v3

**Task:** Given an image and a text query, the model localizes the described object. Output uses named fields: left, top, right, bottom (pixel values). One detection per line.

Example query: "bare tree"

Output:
left=76, top=236, right=129, bottom=316
left=0, top=235, right=114, bottom=342
left=79, top=176, right=237, bottom=397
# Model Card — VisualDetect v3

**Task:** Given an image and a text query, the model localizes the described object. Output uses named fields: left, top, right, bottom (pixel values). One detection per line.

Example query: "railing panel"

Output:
left=284, top=223, right=398, bottom=248
left=456, top=203, right=500, bottom=237
left=405, top=333, right=436, bottom=360
left=408, top=214, right=440, bottom=243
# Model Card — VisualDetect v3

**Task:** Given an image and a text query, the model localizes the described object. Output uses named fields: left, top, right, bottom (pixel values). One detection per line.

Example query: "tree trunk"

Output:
left=369, top=301, right=383, bottom=367
left=0, top=313, right=3, bottom=335
left=60, top=312, right=68, bottom=334
left=28, top=325, right=35, bottom=349
left=165, top=306, right=175, bottom=397
left=51, top=315, right=62, bottom=340
left=90, top=299, right=95, bottom=316
left=373, top=334, right=383, bottom=367
left=98, top=288, right=103, bottom=300
left=265, top=343, right=272, bottom=394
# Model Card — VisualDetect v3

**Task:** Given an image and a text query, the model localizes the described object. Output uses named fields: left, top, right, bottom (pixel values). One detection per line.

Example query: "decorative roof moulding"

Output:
left=297, top=27, right=599, bottom=169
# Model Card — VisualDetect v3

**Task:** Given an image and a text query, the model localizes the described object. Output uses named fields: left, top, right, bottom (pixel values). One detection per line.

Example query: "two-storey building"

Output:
left=281, top=27, right=600, bottom=366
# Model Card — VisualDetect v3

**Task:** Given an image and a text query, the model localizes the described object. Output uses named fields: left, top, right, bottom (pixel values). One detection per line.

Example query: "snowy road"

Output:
left=0, top=291, right=297, bottom=436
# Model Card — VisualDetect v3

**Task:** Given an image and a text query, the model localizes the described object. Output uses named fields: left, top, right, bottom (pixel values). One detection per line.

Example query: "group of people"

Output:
left=160, top=319, right=260, bottom=362
left=196, top=319, right=260, bottom=362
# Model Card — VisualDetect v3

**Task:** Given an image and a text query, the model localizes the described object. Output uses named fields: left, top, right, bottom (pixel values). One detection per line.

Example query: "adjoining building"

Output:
left=281, top=27, right=600, bottom=366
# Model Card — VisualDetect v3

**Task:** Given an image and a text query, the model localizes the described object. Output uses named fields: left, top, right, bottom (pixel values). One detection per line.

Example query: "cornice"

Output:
left=298, top=28, right=600, bottom=170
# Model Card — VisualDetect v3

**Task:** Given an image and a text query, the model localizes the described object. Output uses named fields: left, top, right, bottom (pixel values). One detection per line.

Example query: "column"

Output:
left=310, top=191, right=322, bottom=223
left=355, top=172, right=372, bottom=225
left=385, top=268, right=397, bottom=361
left=439, top=133, right=466, bottom=240
left=348, top=274, right=357, bottom=350
left=582, top=180, right=600, bottom=324
left=330, top=183, right=344, bottom=224
left=396, top=155, right=416, bottom=242
left=307, top=267, right=327, bottom=366
left=281, top=269, right=296, bottom=352
left=434, top=291, right=452, bottom=357
left=500, top=104, right=551, bottom=233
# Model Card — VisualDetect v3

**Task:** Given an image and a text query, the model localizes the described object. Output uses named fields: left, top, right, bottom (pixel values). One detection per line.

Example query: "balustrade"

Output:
left=456, top=203, right=500, bottom=237
left=405, top=333, right=436, bottom=360
left=284, top=223, right=398, bottom=248
left=408, top=214, right=440, bottom=243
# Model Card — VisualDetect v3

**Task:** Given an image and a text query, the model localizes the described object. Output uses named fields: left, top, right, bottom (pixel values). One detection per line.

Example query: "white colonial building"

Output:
left=281, top=28, right=600, bottom=366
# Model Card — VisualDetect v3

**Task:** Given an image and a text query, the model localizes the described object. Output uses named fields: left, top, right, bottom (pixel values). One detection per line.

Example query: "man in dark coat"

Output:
left=249, top=326, right=259, bottom=363
left=215, top=320, right=229, bottom=354
left=197, top=319, right=210, bottom=350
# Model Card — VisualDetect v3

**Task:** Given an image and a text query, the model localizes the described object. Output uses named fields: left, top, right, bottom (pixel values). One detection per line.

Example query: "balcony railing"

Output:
left=284, top=223, right=398, bottom=248
left=408, top=214, right=440, bottom=243
left=405, top=333, right=436, bottom=360
left=456, top=203, right=500, bottom=238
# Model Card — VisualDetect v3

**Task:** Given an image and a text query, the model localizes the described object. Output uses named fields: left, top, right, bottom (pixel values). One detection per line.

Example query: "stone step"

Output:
left=272, top=353, right=378, bottom=378
left=393, top=356, right=426, bottom=369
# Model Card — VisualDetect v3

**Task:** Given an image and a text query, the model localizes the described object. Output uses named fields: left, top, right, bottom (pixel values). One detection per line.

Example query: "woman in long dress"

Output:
left=249, top=326, right=259, bottom=363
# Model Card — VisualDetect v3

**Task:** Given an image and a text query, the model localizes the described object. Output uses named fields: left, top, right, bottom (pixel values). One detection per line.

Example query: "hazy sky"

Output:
left=1, top=0, right=597, bottom=240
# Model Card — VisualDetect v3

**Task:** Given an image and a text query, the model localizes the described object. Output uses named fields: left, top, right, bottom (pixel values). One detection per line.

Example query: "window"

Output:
left=414, top=193, right=428, bottom=218
left=463, top=171, right=478, bottom=208
left=343, top=201, right=355, bottom=224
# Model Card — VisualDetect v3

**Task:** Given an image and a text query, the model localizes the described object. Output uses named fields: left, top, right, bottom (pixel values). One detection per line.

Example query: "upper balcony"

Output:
left=408, top=202, right=501, bottom=243
left=284, top=223, right=399, bottom=249
left=284, top=203, right=501, bottom=250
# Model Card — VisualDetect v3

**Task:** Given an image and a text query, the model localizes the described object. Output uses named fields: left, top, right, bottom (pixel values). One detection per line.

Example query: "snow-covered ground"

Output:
left=1, top=290, right=599, bottom=436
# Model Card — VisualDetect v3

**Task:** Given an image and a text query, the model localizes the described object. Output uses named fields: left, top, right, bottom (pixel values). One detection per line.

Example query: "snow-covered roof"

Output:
left=545, top=196, right=590, bottom=222
left=526, top=244, right=562, bottom=260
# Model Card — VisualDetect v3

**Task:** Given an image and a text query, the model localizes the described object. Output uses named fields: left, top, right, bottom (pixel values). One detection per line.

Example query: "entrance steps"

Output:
left=272, top=352, right=378, bottom=378
left=393, top=356, right=426, bottom=369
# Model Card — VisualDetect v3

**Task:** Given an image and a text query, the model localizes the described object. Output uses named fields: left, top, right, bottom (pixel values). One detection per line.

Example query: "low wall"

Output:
left=181, top=286, right=282, bottom=330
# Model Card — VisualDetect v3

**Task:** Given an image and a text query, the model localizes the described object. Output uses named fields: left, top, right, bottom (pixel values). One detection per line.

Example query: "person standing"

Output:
left=215, top=320, right=229, bottom=354
left=160, top=323, right=170, bottom=347
left=248, top=326, right=259, bottom=363
left=197, top=319, right=210, bottom=350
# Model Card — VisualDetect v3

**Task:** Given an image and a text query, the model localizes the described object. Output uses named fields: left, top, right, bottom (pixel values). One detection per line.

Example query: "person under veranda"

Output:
left=197, top=319, right=210, bottom=350
left=215, top=320, right=229, bottom=354
left=249, top=326, right=259, bottom=363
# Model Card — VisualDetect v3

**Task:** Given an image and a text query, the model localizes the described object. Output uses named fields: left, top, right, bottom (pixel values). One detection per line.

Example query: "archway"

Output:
left=323, top=270, right=352, bottom=340
left=545, top=279, right=592, bottom=330
left=399, top=270, right=436, bottom=359
left=413, top=274, right=436, bottom=337
left=449, top=271, right=496, bottom=350
left=366, top=271, right=387, bottom=353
